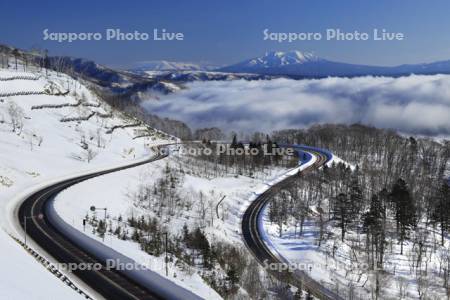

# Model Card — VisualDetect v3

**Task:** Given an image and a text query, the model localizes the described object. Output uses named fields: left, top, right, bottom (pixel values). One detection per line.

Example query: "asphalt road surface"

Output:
left=241, top=147, right=343, bottom=300
left=18, top=149, right=186, bottom=300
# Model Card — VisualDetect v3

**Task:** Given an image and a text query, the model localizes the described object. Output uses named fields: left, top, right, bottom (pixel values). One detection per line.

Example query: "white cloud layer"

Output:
left=142, top=75, right=450, bottom=135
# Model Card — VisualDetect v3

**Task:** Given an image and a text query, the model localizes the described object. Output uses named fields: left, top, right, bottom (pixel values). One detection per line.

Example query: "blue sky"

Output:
left=1, top=0, right=450, bottom=68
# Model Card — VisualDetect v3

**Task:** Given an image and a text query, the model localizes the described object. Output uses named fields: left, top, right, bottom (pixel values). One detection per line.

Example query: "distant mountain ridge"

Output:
left=219, top=50, right=450, bottom=78
left=233, top=50, right=322, bottom=68
left=130, top=60, right=217, bottom=73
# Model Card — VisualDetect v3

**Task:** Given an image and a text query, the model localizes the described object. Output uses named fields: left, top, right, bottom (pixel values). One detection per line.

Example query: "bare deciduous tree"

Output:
left=7, top=101, right=24, bottom=134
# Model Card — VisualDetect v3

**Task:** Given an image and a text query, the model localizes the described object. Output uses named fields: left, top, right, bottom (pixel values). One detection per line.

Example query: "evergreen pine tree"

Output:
left=390, top=178, right=416, bottom=254
left=431, top=181, right=450, bottom=245
left=332, top=192, right=357, bottom=241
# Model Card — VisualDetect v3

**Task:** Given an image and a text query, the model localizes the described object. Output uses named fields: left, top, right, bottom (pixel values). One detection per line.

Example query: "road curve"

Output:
left=17, top=146, right=199, bottom=300
left=241, top=146, right=343, bottom=300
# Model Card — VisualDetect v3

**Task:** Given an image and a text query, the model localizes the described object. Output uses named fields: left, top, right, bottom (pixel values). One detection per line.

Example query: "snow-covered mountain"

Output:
left=131, top=60, right=217, bottom=73
left=153, top=70, right=273, bottom=82
left=127, top=60, right=272, bottom=85
left=219, top=50, right=450, bottom=78
left=226, top=50, right=322, bottom=69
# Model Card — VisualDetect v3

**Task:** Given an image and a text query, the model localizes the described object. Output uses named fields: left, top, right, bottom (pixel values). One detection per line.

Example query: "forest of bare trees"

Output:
left=268, top=124, right=450, bottom=299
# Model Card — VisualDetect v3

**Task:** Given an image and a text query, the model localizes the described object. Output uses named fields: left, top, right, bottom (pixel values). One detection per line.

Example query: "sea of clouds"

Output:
left=142, top=75, right=450, bottom=136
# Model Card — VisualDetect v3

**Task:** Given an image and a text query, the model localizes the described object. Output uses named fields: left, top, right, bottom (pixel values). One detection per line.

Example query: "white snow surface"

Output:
left=0, top=66, right=174, bottom=299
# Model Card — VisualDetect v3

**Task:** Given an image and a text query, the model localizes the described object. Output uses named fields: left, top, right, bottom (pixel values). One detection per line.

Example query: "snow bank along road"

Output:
left=16, top=145, right=201, bottom=300
left=241, top=146, right=343, bottom=300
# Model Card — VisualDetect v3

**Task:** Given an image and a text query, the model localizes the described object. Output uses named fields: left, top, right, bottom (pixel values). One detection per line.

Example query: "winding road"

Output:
left=16, top=142, right=342, bottom=300
left=242, top=146, right=343, bottom=300
left=16, top=146, right=200, bottom=300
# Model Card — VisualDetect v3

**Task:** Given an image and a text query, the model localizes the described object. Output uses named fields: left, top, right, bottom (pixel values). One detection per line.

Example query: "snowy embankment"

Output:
left=0, top=66, right=174, bottom=299
left=46, top=181, right=201, bottom=300
left=54, top=159, right=222, bottom=299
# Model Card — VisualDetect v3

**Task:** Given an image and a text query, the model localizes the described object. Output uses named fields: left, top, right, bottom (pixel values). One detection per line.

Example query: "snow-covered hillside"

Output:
left=263, top=204, right=450, bottom=299
left=0, top=65, right=175, bottom=299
